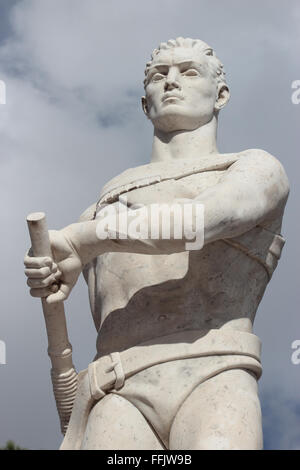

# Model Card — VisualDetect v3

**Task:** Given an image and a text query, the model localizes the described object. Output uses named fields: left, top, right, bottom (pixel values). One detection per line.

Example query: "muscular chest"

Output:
left=122, top=170, right=223, bottom=207
left=95, top=170, right=228, bottom=314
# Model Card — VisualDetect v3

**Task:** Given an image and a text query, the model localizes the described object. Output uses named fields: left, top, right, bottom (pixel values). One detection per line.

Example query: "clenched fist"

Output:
left=24, top=229, right=83, bottom=304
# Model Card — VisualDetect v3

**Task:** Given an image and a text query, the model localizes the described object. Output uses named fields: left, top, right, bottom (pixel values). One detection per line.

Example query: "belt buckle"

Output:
left=88, top=352, right=125, bottom=401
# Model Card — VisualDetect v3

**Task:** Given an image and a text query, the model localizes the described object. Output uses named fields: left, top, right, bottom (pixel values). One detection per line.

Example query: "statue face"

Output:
left=143, top=47, right=223, bottom=133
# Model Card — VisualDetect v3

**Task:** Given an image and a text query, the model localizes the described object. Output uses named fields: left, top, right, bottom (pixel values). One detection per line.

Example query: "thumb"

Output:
left=45, top=283, right=70, bottom=304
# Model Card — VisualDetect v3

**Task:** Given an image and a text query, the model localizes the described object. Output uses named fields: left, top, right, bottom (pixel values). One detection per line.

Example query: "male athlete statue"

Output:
left=24, top=38, right=289, bottom=450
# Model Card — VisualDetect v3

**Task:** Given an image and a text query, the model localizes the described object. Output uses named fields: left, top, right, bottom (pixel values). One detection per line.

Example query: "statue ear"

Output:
left=215, top=85, right=230, bottom=111
left=141, top=96, right=149, bottom=117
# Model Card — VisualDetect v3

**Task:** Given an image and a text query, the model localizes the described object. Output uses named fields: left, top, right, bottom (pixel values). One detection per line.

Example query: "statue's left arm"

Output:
left=64, top=149, right=289, bottom=257
left=194, top=148, right=289, bottom=243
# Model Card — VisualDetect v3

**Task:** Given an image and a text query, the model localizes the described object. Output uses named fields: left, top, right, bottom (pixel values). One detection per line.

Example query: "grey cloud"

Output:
left=262, top=389, right=300, bottom=450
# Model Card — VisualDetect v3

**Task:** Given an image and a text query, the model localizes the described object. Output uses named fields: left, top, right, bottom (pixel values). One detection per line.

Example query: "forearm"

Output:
left=63, top=188, right=263, bottom=266
left=198, top=183, right=265, bottom=244
left=63, top=207, right=195, bottom=266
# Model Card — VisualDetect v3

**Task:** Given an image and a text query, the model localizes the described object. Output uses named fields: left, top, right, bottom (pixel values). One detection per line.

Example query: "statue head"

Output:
left=142, top=37, right=230, bottom=133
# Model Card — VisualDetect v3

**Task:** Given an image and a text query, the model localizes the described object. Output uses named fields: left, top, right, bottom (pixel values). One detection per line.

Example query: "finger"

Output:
left=27, top=273, right=58, bottom=288
left=46, top=291, right=66, bottom=304
left=53, top=269, right=62, bottom=281
left=24, top=255, right=53, bottom=269
left=24, top=262, right=60, bottom=279
left=24, top=266, right=51, bottom=279
left=50, top=283, right=59, bottom=293
left=51, top=262, right=59, bottom=274
left=30, top=286, right=54, bottom=298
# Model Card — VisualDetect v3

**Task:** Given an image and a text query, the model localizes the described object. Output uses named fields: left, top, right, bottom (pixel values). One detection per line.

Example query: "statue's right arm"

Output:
left=24, top=150, right=289, bottom=304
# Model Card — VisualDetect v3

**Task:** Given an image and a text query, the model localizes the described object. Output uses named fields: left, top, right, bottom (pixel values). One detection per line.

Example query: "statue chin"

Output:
left=151, top=112, right=214, bottom=134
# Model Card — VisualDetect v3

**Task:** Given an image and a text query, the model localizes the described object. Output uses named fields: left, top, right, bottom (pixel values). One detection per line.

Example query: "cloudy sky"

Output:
left=0, top=0, right=299, bottom=450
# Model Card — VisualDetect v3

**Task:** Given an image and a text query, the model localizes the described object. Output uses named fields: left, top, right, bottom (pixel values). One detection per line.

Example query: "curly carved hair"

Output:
left=144, top=37, right=227, bottom=90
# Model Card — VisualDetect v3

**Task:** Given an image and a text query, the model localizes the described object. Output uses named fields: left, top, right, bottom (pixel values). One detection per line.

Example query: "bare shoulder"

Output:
left=235, top=148, right=287, bottom=172
left=78, top=203, right=97, bottom=223
left=233, top=149, right=289, bottom=190
left=217, top=149, right=289, bottom=227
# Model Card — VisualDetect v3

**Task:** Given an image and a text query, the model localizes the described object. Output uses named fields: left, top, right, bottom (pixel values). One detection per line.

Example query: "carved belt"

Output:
left=60, top=328, right=262, bottom=449
left=87, top=328, right=262, bottom=401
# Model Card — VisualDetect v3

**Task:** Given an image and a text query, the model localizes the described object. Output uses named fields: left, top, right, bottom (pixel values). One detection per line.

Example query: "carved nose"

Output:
left=164, top=72, right=181, bottom=91
left=164, top=80, right=180, bottom=92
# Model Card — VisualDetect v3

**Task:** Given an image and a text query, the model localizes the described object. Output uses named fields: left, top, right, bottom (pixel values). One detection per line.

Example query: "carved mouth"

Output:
left=162, top=93, right=183, bottom=103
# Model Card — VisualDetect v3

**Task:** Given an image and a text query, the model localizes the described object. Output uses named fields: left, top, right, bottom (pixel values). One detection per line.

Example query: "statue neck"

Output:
left=150, top=116, right=219, bottom=163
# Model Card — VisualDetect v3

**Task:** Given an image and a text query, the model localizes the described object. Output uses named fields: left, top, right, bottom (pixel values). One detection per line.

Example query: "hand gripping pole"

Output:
left=27, top=212, right=77, bottom=435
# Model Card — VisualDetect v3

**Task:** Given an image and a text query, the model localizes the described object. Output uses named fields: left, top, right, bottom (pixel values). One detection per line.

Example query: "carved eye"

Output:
left=182, top=69, right=199, bottom=76
left=151, top=73, right=165, bottom=82
left=205, top=48, right=213, bottom=56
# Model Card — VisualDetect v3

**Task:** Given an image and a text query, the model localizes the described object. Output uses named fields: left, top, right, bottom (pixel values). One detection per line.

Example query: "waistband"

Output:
left=60, top=328, right=261, bottom=450
left=89, top=328, right=262, bottom=400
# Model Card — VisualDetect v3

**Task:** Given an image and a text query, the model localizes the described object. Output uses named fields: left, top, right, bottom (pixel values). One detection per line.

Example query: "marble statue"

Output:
left=24, top=37, right=289, bottom=450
